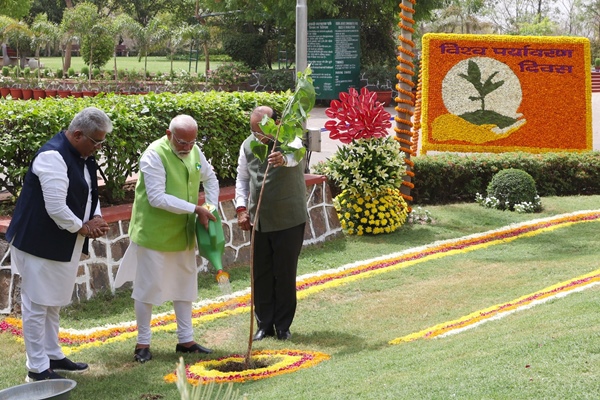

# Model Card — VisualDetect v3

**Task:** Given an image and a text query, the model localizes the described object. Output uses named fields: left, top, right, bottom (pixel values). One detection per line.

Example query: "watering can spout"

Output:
left=196, top=204, right=231, bottom=295
left=195, top=204, right=225, bottom=274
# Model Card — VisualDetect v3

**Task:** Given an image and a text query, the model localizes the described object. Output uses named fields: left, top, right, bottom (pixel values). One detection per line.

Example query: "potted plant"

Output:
left=595, top=57, right=600, bottom=72
left=0, top=76, right=14, bottom=98
left=71, top=77, right=84, bottom=98
left=361, top=64, right=396, bottom=106
left=56, top=82, right=71, bottom=98
left=44, top=79, right=58, bottom=97
left=9, top=85, right=23, bottom=100
left=20, top=76, right=35, bottom=100
left=32, top=80, right=46, bottom=100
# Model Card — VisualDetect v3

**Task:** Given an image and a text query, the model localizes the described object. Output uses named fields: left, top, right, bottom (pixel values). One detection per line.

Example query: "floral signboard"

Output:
left=420, top=33, right=592, bottom=154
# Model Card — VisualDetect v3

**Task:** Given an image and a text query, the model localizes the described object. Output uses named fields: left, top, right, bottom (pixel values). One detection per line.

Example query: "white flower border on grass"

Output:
left=5, top=210, right=599, bottom=348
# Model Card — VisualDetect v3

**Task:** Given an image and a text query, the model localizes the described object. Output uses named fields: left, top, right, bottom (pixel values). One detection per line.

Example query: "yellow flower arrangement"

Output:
left=419, top=33, right=592, bottom=155
left=333, top=188, right=409, bottom=235
left=164, top=350, right=330, bottom=385
left=322, top=88, right=410, bottom=235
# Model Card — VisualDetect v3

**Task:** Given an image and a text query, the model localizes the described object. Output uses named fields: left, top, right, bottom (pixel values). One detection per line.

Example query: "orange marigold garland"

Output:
left=410, top=69, right=423, bottom=154
left=395, top=0, right=417, bottom=204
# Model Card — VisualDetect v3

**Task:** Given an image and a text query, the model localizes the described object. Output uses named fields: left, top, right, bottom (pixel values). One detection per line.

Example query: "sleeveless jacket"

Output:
left=6, top=131, right=97, bottom=261
left=128, top=136, right=201, bottom=251
left=242, top=136, right=307, bottom=232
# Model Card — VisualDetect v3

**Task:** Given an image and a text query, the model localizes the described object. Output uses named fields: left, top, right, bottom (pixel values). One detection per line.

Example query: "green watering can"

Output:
left=195, top=204, right=229, bottom=284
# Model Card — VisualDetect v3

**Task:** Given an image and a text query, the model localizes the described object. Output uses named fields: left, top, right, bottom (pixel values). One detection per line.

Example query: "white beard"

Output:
left=169, top=141, right=190, bottom=159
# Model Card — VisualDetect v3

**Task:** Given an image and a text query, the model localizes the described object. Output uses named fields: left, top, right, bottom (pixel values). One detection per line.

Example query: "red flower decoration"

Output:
left=325, top=87, right=392, bottom=144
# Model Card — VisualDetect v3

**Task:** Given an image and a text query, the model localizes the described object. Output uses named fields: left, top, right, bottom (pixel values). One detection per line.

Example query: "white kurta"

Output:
left=114, top=145, right=219, bottom=305
left=118, top=243, right=197, bottom=305
left=10, top=151, right=98, bottom=306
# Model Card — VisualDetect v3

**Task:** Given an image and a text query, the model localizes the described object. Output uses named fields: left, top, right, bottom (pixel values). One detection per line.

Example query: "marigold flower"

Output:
left=333, top=189, right=409, bottom=235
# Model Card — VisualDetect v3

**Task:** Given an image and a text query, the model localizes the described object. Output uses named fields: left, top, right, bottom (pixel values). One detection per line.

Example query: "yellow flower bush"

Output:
left=334, top=188, right=409, bottom=235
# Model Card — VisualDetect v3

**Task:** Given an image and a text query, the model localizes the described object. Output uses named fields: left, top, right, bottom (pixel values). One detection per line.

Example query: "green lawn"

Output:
left=1, top=196, right=599, bottom=399
left=38, top=56, right=225, bottom=76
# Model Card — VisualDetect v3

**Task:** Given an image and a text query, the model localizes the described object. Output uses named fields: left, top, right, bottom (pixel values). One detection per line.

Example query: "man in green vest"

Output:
left=235, top=106, right=308, bottom=341
left=115, top=114, right=219, bottom=363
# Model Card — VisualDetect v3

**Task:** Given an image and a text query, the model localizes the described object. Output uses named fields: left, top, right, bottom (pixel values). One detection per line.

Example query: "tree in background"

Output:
left=117, top=0, right=190, bottom=26
left=184, top=23, right=211, bottom=75
left=30, top=13, right=59, bottom=78
left=0, top=15, right=18, bottom=41
left=61, top=2, right=109, bottom=76
left=58, top=1, right=80, bottom=73
left=2, top=19, right=33, bottom=71
left=0, top=0, right=33, bottom=20
left=201, top=0, right=442, bottom=71
left=221, top=19, right=269, bottom=69
left=581, top=0, right=600, bottom=58
left=127, top=15, right=168, bottom=78
left=517, top=16, right=559, bottom=35
left=485, top=0, right=558, bottom=34
left=81, top=20, right=114, bottom=73
left=154, top=12, right=193, bottom=75
left=107, top=13, right=137, bottom=81
left=10, top=0, right=599, bottom=74
left=428, top=0, right=495, bottom=34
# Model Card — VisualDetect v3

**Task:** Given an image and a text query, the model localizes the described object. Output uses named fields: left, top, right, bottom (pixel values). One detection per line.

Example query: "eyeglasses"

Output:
left=252, top=130, right=275, bottom=143
left=171, top=131, right=198, bottom=147
left=83, top=134, right=106, bottom=147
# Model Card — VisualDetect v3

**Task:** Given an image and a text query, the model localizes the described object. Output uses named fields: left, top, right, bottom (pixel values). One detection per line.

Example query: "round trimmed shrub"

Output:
left=486, top=168, right=540, bottom=211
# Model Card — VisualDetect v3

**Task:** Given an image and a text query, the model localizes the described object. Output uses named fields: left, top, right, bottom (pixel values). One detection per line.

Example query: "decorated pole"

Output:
left=394, top=0, right=417, bottom=205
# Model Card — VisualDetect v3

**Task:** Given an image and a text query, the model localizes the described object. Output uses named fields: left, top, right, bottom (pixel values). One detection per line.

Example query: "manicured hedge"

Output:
left=411, top=152, right=600, bottom=204
left=0, top=91, right=289, bottom=202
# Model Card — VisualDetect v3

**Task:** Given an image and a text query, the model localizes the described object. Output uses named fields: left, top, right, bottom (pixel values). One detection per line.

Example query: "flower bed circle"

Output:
left=164, top=349, right=330, bottom=385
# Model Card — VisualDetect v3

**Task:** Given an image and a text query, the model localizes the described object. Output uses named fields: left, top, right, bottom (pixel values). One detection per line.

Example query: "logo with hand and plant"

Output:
left=432, top=57, right=527, bottom=144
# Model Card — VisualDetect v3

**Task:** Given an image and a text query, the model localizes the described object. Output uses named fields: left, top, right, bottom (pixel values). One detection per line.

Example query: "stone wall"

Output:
left=0, top=175, right=342, bottom=315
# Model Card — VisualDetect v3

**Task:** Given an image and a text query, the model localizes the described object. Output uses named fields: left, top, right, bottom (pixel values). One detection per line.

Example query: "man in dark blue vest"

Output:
left=6, top=107, right=112, bottom=382
left=235, top=106, right=308, bottom=341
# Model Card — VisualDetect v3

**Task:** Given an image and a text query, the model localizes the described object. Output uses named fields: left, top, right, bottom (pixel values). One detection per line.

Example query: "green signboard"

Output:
left=308, top=19, right=360, bottom=100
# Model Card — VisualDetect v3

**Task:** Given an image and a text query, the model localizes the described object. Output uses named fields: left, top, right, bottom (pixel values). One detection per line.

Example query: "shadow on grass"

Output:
left=290, top=330, right=386, bottom=355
